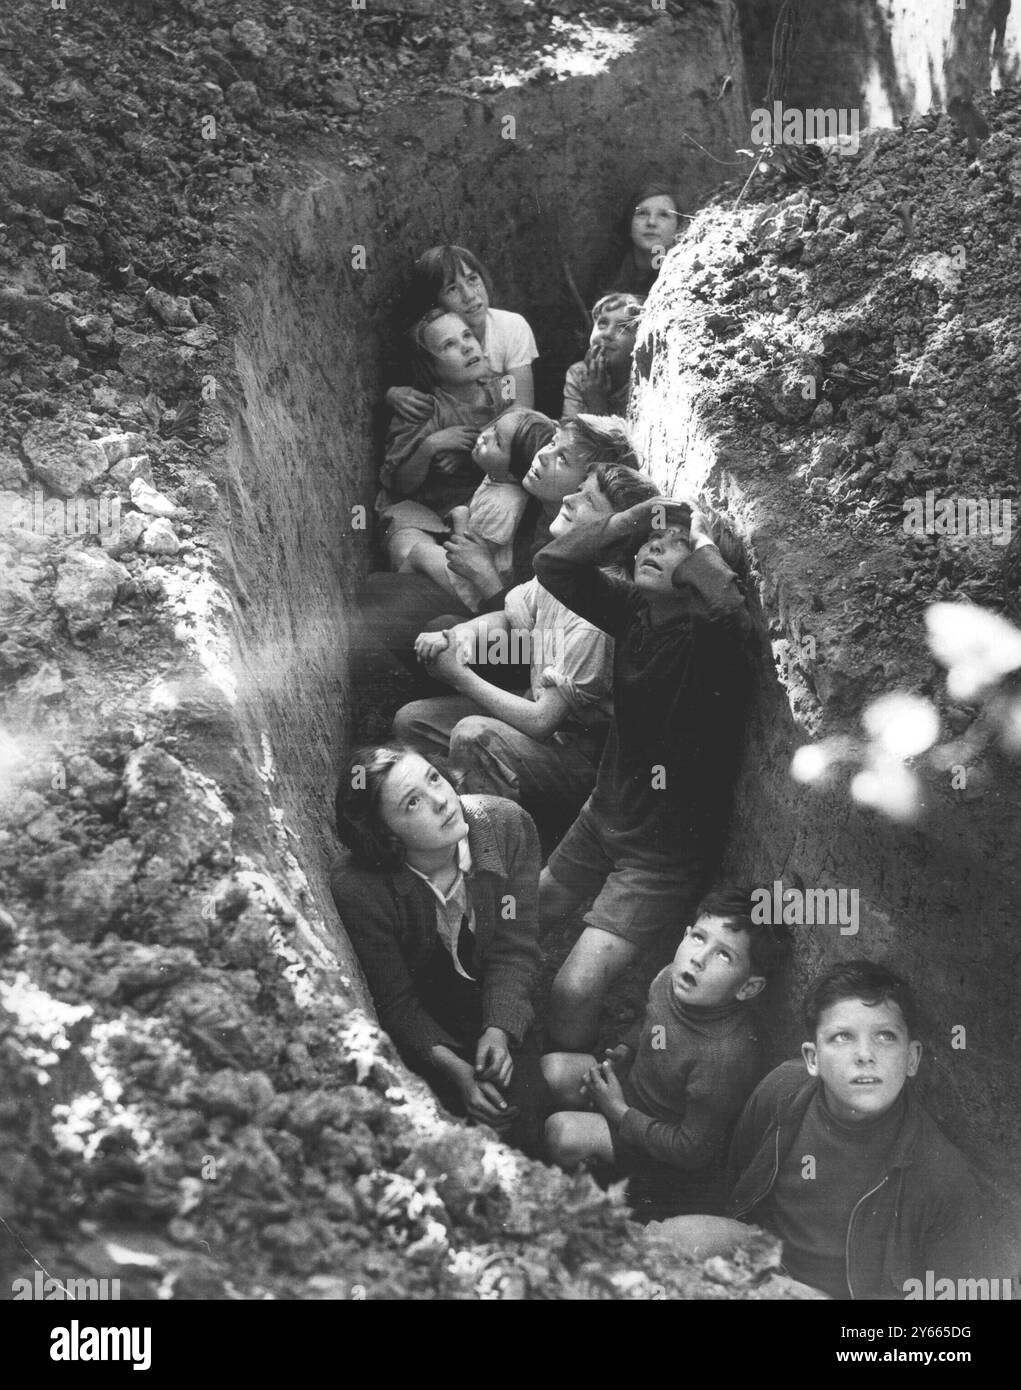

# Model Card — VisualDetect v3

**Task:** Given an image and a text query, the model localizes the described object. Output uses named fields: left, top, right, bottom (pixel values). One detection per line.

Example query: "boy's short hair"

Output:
left=694, top=886, right=793, bottom=978
left=802, top=960, right=919, bottom=1039
left=591, top=292, right=645, bottom=327
left=409, top=244, right=494, bottom=321
left=594, top=462, right=657, bottom=512
left=563, top=414, right=640, bottom=471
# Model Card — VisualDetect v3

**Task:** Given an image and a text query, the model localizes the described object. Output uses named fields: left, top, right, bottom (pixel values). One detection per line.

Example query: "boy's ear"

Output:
left=906, top=1039, right=922, bottom=1077
left=801, top=1040, right=819, bottom=1075
left=735, top=974, right=765, bottom=1002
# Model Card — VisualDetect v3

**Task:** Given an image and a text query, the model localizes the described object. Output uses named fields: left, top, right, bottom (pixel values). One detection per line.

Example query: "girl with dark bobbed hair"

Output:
left=331, top=742, right=546, bottom=1150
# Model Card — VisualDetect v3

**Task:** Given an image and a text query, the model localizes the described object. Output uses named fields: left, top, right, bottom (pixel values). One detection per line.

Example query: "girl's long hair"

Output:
left=336, top=742, right=419, bottom=871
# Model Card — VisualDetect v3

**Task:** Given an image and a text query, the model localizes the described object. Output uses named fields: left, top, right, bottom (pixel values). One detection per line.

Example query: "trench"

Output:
left=220, top=19, right=751, bottom=1022
left=2, top=0, right=1020, bottom=1303
left=213, top=5, right=1021, bottom=1259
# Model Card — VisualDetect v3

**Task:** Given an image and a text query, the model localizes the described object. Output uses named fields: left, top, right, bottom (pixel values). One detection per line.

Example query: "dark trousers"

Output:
left=404, top=946, right=549, bottom=1160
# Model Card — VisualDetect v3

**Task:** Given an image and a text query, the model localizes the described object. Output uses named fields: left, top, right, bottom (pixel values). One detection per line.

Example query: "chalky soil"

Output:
left=1, top=0, right=1019, bottom=1302
left=2, top=0, right=814, bottom=1301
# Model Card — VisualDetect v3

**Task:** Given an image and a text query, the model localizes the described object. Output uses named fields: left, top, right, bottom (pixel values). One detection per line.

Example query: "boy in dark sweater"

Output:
left=533, top=497, right=753, bottom=1050
left=645, top=961, right=997, bottom=1299
left=543, top=889, right=790, bottom=1217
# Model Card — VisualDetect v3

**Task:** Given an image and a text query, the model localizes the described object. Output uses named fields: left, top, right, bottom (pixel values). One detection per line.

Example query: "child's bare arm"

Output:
left=436, top=659, right=573, bottom=741
left=443, top=532, right=504, bottom=603
left=415, top=610, right=511, bottom=667
left=403, top=540, right=457, bottom=594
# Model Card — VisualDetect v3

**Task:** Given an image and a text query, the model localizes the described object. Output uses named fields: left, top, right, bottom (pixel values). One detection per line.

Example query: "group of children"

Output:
left=333, top=189, right=999, bottom=1299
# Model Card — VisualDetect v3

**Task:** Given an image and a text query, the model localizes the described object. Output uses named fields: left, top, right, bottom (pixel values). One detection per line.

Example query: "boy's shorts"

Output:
left=545, top=799, right=704, bottom=945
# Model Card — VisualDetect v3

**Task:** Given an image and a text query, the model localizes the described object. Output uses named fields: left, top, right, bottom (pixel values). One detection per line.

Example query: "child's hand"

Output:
left=579, top=345, right=612, bottom=410
left=429, top=425, right=479, bottom=471
left=386, top=386, right=434, bottom=422
left=583, top=1060, right=629, bottom=1126
left=643, top=496, right=694, bottom=534
left=431, top=640, right=470, bottom=687
left=443, top=532, right=503, bottom=597
left=669, top=509, right=716, bottom=586
left=602, top=1044, right=634, bottom=1076
left=454, top=1070, right=518, bottom=1132
left=610, top=495, right=691, bottom=547
left=414, top=629, right=451, bottom=664
left=687, top=507, right=714, bottom=550
left=475, top=1027, right=514, bottom=1088
left=447, top=505, right=470, bottom=537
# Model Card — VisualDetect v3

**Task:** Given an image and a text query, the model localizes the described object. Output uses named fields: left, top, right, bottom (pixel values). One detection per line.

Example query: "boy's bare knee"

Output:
left=542, top=1050, right=596, bottom=1107
left=549, top=972, right=600, bottom=1043
left=387, top=529, right=424, bottom=569
left=450, top=715, right=496, bottom=754
left=553, top=949, right=608, bottom=1005
left=550, top=971, right=582, bottom=1019
left=539, top=1053, right=560, bottom=1088
left=539, top=868, right=581, bottom=925
left=544, top=1112, right=577, bottom=1165
left=541, top=1051, right=577, bottom=1091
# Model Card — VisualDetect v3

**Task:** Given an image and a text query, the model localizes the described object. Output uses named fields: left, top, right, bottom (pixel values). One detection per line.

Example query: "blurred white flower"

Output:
left=790, top=734, right=859, bottom=785
left=851, top=759, right=920, bottom=821
left=925, top=604, right=1021, bottom=700
left=791, top=743, right=829, bottom=784
left=861, top=692, right=940, bottom=758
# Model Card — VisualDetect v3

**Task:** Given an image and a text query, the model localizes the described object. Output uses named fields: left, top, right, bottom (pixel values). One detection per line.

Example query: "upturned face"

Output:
left=377, top=753, right=467, bottom=860
left=630, top=195, right=680, bottom=256
left=522, top=424, right=590, bottom=503
left=471, top=414, right=519, bottom=481
left=435, top=260, right=490, bottom=332
left=802, top=998, right=921, bottom=1124
left=670, top=915, right=763, bottom=1008
left=423, top=314, right=488, bottom=386
left=633, top=525, right=691, bottom=596
left=549, top=472, right=615, bottom=537
left=589, top=303, right=639, bottom=371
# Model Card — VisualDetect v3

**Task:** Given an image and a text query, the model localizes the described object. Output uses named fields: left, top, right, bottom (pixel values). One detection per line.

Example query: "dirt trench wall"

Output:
left=222, top=8, right=752, bottom=979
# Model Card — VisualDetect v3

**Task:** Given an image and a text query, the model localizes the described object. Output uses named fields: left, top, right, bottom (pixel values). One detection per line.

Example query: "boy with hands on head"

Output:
left=533, top=491, right=754, bottom=1053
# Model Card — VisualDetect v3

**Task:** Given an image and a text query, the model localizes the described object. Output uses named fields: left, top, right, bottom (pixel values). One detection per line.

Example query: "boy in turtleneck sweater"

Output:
left=542, top=889, right=791, bottom=1216
left=644, top=961, right=997, bottom=1299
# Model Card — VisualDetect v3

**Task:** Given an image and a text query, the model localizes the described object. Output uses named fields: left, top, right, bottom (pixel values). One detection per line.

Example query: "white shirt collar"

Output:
left=405, top=834, right=472, bottom=903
